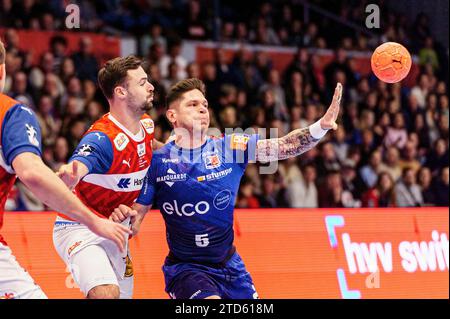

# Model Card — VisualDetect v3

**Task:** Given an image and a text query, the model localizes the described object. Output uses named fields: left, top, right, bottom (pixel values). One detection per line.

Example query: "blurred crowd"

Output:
left=1, top=0, right=448, bottom=210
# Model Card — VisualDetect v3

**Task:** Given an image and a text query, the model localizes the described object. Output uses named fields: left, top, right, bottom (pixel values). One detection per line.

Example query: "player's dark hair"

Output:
left=166, top=78, right=206, bottom=108
left=98, top=55, right=142, bottom=100
left=0, top=40, right=5, bottom=64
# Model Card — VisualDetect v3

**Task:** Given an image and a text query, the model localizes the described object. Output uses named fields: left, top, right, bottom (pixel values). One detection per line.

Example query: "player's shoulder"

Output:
left=0, top=93, right=21, bottom=112
left=153, top=141, right=174, bottom=156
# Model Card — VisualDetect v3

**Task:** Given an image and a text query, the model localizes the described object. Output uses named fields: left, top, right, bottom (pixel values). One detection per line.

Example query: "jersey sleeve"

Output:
left=224, top=133, right=259, bottom=170
left=1, top=105, right=42, bottom=166
left=136, top=156, right=157, bottom=206
left=69, top=131, right=113, bottom=174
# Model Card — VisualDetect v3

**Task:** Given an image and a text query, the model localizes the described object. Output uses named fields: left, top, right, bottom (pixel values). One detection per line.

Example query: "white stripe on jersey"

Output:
left=82, top=167, right=149, bottom=192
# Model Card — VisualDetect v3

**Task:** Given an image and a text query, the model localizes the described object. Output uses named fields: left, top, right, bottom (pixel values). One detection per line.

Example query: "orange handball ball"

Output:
left=371, top=42, right=412, bottom=83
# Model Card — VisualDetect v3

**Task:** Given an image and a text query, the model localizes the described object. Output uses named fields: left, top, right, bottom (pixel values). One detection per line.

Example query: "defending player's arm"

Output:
left=13, top=153, right=131, bottom=251
left=57, top=131, right=113, bottom=189
left=255, top=82, right=342, bottom=162
left=2, top=106, right=131, bottom=252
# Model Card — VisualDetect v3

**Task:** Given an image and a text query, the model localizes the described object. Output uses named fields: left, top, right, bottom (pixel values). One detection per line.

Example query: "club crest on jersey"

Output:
left=25, top=123, right=39, bottom=147
left=114, top=133, right=129, bottom=151
left=141, top=119, right=154, bottom=134
left=204, top=153, right=221, bottom=169
left=230, top=134, right=249, bottom=151
left=137, top=143, right=146, bottom=157
left=77, top=144, right=94, bottom=156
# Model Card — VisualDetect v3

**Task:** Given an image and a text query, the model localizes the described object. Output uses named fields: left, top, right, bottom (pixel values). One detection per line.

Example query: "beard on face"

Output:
left=127, top=94, right=153, bottom=114
left=140, top=100, right=153, bottom=112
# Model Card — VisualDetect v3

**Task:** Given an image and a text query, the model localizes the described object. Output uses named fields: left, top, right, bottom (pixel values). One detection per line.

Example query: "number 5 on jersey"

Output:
left=195, top=234, right=209, bottom=247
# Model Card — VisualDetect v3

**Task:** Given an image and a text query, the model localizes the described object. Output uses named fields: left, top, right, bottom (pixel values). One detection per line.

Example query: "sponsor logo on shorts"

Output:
left=67, top=241, right=82, bottom=256
left=0, top=291, right=16, bottom=299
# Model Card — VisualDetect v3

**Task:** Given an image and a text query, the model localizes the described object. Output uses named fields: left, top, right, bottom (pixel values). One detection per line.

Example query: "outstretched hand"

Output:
left=57, top=161, right=81, bottom=190
left=320, top=82, right=342, bottom=130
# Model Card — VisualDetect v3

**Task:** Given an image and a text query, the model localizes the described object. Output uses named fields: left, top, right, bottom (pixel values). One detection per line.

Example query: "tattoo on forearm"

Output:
left=256, top=127, right=320, bottom=162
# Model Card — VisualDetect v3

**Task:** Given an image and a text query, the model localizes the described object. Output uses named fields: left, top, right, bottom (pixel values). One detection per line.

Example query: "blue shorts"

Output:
left=162, top=251, right=258, bottom=299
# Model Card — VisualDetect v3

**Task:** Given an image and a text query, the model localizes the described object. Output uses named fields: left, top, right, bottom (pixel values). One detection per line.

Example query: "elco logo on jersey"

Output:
left=77, top=144, right=94, bottom=156
left=230, top=134, right=250, bottom=151
left=162, top=200, right=210, bottom=216
left=25, top=123, right=39, bottom=147
left=141, top=119, right=154, bottom=134
left=114, top=133, right=129, bottom=151
left=137, top=143, right=146, bottom=157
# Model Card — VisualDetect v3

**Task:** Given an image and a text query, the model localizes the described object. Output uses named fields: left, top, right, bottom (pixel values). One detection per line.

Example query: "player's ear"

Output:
left=0, top=64, right=4, bottom=80
left=114, top=85, right=127, bottom=99
left=166, top=107, right=177, bottom=125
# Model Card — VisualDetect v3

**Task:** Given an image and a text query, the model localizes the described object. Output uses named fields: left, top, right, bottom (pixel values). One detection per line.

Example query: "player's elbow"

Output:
left=17, top=166, right=44, bottom=188
left=13, top=153, right=46, bottom=188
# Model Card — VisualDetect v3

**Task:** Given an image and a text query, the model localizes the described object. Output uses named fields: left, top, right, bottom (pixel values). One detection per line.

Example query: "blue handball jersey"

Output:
left=137, top=133, right=259, bottom=263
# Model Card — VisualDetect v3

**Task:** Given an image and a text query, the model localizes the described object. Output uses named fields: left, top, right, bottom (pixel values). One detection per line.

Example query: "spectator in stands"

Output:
left=236, top=177, right=260, bottom=208
left=360, top=149, right=383, bottom=189
left=140, top=23, right=167, bottom=57
left=410, top=73, right=430, bottom=109
left=287, top=163, right=318, bottom=208
left=395, top=167, right=424, bottom=207
left=399, top=141, right=422, bottom=173
left=331, top=127, right=349, bottom=164
left=362, top=172, right=396, bottom=207
left=417, top=167, right=436, bottom=206
left=36, top=94, right=61, bottom=147
left=432, top=167, right=449, bottom=206
left=9, top=71, right=35, bottom=109
left=49, top=35, right=68, bottom=72
left=341, top=159, right=364, bottom=206
left=384, top=113, right=408, bottom=150
left=71, top=36, right=99, bottom=82
left=258, top=175, right=288, bottom=208
left=425, top=138, right=449, bottom=174
left=379, top=147, right=402, bottom=182
left=159, top=39, right=187, bottom=79
left=319, top=171, right=344, bottom=208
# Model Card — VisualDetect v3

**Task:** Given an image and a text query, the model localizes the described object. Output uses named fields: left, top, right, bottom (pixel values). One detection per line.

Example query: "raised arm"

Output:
left=256, top=82, right=342, bottom=162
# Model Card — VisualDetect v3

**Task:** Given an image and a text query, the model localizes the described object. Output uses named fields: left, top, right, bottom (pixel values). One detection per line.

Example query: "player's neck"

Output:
left=109, top=105, right=142, bottom=135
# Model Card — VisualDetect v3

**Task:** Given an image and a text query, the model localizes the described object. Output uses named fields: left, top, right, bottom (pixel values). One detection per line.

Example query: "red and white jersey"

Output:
left=58, top=113, right=154, bottom=220
left=0, top=94, right=42, bottom=245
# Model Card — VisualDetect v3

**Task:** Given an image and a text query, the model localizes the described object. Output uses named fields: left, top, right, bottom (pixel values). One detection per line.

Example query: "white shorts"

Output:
left=0, top=243, right=47, bottom=299
left=52, top=216, right=133, bottom=298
